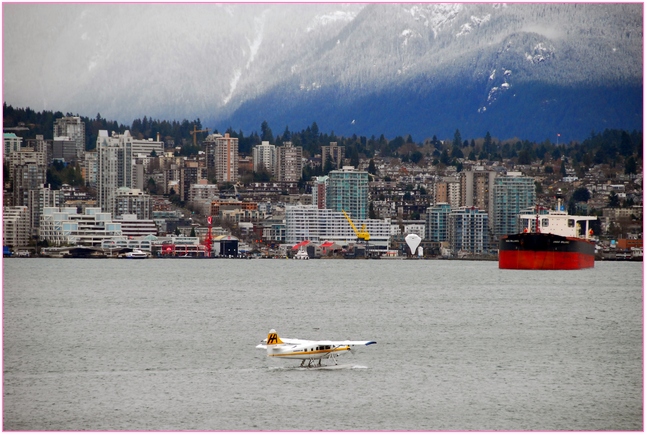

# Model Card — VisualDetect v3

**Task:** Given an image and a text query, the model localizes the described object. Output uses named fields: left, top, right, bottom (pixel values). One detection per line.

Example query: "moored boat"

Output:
left=499, top=192, right=597, bottom=270
left=124, top=249, right=148, bottom=259
left=293, top=247, right=310, bottom=260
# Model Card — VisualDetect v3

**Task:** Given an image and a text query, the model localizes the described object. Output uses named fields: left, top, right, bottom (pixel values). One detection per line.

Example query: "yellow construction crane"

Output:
left=341, top=210, right=370, bottom=242
left=190, top=125, right=210, bottom=146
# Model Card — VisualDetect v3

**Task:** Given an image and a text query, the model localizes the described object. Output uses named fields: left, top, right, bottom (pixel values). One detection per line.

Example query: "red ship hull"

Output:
left=499, top=233, right=595, bottom=270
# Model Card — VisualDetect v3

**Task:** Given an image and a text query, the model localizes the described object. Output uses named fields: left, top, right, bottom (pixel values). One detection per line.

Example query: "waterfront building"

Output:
left=403, top=222, right=426, bottom=239
left=312, top=176, right=329, bottom=209
left=28, top=184, right=65, bottom=235
left=389, top=220, right=425, bottom=239
left=3, top=206, right=30, bottom=248
left=276, top=141, right=302, bottom=182
left=39, top=207, right=122, bottom=247
left=285, top=204, right=390, bottom=250
left=321, top=142, right=345, bottom=170
left=426, top=202, right=452, bottom=242
left=491, top=173, right=536, bottom=238
left=100, top=236, right=154, bottom=253
left=97, top=130, right=134, bottom=214
left=326, top=167, right=369, bottom=220
left=115, top=214, right=158, bottom=238
left=53, top=116, right=85, bottom=159
left=449, top=206, right=490, bottom=255
left=252, top=141, right=276, bottom=175
left=259, top=218, right=286, bottom=243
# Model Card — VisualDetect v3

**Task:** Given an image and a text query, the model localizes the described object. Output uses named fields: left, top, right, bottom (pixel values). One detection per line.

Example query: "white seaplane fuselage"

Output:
left=256, top=329, right=376, bottom=367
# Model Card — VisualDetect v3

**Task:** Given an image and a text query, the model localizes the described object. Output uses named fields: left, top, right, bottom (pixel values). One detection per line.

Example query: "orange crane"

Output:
left=190, top=125, right=210, bottom=146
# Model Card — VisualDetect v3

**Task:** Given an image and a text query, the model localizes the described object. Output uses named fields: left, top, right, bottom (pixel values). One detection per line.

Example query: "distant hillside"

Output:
left=220, top=3, right=643, bottom=142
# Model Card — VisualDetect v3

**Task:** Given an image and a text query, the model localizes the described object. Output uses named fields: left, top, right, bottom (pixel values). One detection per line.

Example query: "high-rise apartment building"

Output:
left=213, top=133, right=239, bottom=183
left=83, top=151, right=98, bottom=187
left=426, top=202, right=452, bottom=242
left=113, top=187, right=152, bottom=220
left=449, top=206, right=490, bottom=255
left=276, top=141, right=302, bottom=182
left=326, top=167, right=369, bottom=221
left=491, top=173, right=536, bottom=238
left=52, top=137, right=78, bottom=162
left=252, top=141, right=276, bottom=175
left=460, top=168, right=496, bottom=209
left=25, top=135, right=52, bottom=165
left=4, top=133, right=22, bottom=156
left=11, top=152, right=47, bottom=206
left=312, top=176, right=329, bottom=209
left=97, top=130, right=134, bottom=214
left=3, top=206, right=30, bottom=248
left=179, top=160, right=207, bottom=202
left=321, top=142, right=345, bottom=170
left=436, top=177, right=461, bottom=208
left=53, top=116, right=85, bottom=160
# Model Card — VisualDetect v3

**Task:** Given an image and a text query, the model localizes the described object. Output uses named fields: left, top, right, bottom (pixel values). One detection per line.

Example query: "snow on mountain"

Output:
left=3, top=3, right=642, bottom=141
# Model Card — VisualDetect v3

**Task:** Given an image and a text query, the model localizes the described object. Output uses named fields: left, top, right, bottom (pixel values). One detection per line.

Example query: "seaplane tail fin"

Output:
left=266, top=329, right=284, bottom=345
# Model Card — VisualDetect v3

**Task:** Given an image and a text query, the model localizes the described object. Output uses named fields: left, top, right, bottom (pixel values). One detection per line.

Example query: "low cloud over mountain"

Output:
left=4, top=3, right=642, bottom=141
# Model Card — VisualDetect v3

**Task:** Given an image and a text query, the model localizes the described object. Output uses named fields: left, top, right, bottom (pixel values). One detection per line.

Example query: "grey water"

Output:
left=3, top=258, right=642, bottom=431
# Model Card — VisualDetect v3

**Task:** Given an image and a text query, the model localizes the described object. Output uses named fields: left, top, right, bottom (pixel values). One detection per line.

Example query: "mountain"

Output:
left=3, top=3, right=642, bottom=142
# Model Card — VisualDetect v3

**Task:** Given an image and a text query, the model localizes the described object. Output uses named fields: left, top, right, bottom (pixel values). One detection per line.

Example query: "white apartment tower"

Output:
left=97, top=130, right=134, bottom=214
left=252, top=141, right=276, bottom=175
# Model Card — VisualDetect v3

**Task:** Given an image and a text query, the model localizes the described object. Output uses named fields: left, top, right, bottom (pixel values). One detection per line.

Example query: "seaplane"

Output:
left=256, top=329, right=376, bottom=368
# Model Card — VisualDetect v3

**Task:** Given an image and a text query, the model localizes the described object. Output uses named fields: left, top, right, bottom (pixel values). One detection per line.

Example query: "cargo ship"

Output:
left=499, top=193, right=598, bottom=270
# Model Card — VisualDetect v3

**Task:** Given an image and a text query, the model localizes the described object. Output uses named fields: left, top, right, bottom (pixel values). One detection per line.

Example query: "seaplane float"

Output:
left=256, top=329, right=376, bottom=368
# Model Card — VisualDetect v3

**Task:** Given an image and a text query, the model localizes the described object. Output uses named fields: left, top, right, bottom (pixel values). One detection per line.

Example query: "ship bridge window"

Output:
left=542, top=218, right=549, bottom=227
left=568, top=219, right=575, bottom=227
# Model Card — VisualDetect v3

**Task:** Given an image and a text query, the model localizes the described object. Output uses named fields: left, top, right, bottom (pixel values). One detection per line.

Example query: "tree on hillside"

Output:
left=607, top=192, right=620, bottom=208
left=260, top=121, right=273, bottom=142
left=483, top=131, right=492, bottom=155
left=572, top=187, right=591, bottom=203
left=453, top=129, right=462, bottom=148
left=625, top=156, right=637, bottom=174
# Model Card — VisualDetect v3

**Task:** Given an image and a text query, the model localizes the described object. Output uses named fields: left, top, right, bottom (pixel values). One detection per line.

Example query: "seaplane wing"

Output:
left=256, top=329, right=376, bottom=367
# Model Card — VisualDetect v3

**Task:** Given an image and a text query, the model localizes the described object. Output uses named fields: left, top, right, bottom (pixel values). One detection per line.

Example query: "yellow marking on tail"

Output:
left=267, top=329, right=283, bottom=345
